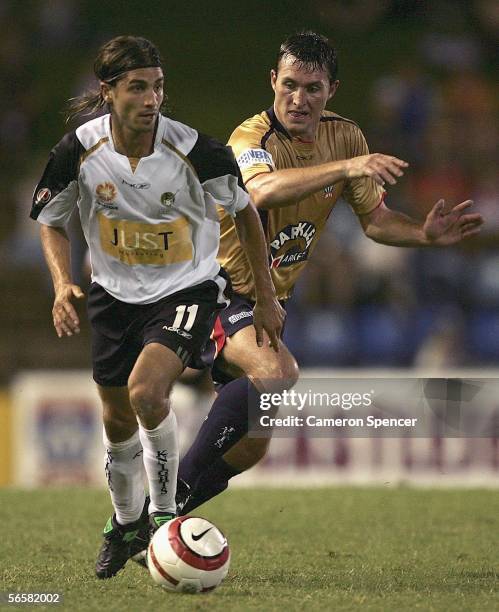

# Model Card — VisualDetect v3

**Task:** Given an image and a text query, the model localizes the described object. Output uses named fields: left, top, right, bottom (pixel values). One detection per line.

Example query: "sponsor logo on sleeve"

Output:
left=324, top=185, right=335, bottom=198
left=270, top=221, right=316, bottom=268
left=236, top=148, right=274, bottom=170
left=35, top=187, right=52, bottom=204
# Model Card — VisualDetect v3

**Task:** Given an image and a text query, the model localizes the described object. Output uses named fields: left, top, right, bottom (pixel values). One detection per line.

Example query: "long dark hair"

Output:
left=276, top=31, right=338, bottom=81
left=66, top=35, right=166, bottom=122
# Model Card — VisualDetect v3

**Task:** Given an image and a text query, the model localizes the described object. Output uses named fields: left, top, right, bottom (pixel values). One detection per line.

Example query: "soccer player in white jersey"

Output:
left=31, top=35, right=284, bottom=579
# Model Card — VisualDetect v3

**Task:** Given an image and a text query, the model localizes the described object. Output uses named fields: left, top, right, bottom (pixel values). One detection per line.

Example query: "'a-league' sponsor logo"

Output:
left=35, top=187, right=52, bottom=204
left=96, top=182, right=117, bottom=204
left=270, top=221, right=316, bottom=268
left=236, top=148, right=274, bottom=170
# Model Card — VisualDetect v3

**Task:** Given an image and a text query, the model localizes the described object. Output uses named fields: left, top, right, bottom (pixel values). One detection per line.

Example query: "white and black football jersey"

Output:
left=31, top=114, right=249, bottom=304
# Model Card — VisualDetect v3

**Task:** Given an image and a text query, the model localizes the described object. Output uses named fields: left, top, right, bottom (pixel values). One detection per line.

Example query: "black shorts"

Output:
left=88, top=276, right=230, bottom=387
left=200, top=292, right=286, bottom=385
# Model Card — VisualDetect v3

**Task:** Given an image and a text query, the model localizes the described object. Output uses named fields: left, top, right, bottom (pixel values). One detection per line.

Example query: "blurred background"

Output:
left=0, top=0, right=498, bottom=486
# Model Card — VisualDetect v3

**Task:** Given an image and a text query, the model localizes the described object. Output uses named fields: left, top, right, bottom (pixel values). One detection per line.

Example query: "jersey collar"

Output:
left=266, top=106, right=292, bottom=140
left=266, top=106, right=322, bottom=145
left=105, top=113, right=165, bottom=155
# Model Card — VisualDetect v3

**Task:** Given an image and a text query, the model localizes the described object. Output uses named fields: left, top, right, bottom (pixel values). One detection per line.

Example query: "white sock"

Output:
left=103, top=428, right=146, bottom=525
left=139, top=411, right=179, bottom=515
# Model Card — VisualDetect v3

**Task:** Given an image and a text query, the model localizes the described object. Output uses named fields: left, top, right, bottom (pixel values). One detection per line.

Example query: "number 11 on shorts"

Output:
left=172, top=304, right=199, bottom=331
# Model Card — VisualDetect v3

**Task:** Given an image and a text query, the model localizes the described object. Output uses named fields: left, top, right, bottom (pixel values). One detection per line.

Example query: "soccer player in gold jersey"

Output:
left=176, top=31, right=483, bottom=513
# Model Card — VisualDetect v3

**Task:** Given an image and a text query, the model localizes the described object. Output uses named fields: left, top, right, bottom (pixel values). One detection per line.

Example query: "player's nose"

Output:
left=292, top=88, right=306, bottom=107
left=144, top=90, right=159, bottom=107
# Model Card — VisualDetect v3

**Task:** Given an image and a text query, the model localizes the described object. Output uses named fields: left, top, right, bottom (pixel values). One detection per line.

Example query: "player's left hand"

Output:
left=423, top=199, right=484, bottom=246
left=253, top=297, right=286, bottom=351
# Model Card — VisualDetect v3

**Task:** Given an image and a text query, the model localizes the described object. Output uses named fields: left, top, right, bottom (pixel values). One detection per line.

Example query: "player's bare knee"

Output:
left=267, top=350, right=299, bottom=386
left=251, top=352, right=299, bottom=392
left=280, top=353, right=299, bottom=387
left=128, top=381, right=170, bottom=426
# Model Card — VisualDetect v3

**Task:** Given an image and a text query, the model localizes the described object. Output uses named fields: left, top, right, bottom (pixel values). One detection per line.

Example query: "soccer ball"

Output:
left=147, top=516, right=230, bottom=594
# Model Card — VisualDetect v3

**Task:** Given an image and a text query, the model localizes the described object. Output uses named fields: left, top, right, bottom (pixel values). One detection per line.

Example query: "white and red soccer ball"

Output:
left=147, top=516, right=230, bottom=594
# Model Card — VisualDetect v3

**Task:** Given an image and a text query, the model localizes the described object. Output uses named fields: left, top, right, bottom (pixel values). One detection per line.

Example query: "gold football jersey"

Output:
left=220, top=108, right=385, bottom=301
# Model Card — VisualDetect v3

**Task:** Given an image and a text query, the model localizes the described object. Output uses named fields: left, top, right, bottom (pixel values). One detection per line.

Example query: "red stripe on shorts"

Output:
left=211, top=316, right=226, bottom=358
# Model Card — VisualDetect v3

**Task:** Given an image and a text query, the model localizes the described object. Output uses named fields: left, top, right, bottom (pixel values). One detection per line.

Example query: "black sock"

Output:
left=182, top=457, right=240, bottom=514
left=179, top=377, right=255, bottom=488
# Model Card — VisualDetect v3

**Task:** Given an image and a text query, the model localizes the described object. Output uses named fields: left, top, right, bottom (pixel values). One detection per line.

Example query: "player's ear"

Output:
left=328, top=80, right=340, bottom=101
left=100, top=82, right=112, bottom=105
left=270, top=69, right=277, bottom=92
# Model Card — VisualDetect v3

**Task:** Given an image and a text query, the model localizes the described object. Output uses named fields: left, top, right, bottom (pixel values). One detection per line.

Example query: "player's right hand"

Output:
left=52, top=283, right=84, bottom=338
left=344, top=153, right=408, bottom=186
left=253, top=297, right=286, bottom=352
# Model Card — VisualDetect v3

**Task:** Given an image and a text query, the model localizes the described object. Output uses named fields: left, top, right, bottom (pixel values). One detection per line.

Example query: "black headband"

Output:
left=99, top=61, right=163, bottom=83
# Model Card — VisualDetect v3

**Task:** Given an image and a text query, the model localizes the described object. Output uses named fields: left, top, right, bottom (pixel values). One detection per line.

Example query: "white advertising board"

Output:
left=10, top=369, right=499, bottom=487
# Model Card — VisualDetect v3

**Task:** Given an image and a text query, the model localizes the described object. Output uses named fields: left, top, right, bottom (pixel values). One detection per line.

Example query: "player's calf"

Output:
left=223, top=435, right=271, bottom=471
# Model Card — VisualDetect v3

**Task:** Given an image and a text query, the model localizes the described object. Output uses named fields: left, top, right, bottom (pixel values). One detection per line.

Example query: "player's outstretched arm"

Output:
left=233, top=203, right=285, bottom=351
left=359, top=199, right=484, bottom=247
left=246, top=153, right=408, bottom=210
left=422, top=199, right=484, bottom=246
left=40, top=224, right=84, bottom=337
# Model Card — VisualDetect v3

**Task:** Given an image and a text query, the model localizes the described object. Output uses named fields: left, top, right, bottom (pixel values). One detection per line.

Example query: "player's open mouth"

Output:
left=288, top=111, right=308, bottom=119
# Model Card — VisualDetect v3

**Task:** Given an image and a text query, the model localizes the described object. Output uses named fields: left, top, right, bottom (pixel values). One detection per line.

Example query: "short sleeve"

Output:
left=342, top=125, right=385, bottom=216
left=30, top=131, right=83, bottom=226
left=188, top=133, right=250, bottom=217
left=228, top=120, right=275, bottom=185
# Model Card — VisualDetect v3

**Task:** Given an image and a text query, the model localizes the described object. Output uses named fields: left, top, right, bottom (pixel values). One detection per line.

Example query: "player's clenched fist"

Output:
left=344, top=153, right=409, bottom=186
left=52, top=283, right=84, bottom=338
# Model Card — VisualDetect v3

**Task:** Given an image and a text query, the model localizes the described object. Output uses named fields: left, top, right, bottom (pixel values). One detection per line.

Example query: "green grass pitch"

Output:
left=1, top=487, right=498, bottom=611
